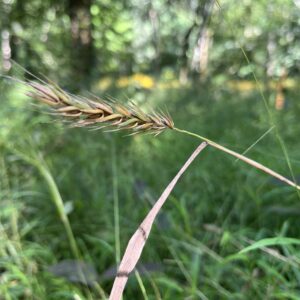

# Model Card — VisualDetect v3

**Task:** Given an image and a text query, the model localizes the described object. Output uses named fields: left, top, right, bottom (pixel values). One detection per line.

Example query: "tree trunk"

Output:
left=191, top=0, right=214, bottom=81
left=68, top=0, right=93, bottom=89
left=179, top=23, right=196, bottom=85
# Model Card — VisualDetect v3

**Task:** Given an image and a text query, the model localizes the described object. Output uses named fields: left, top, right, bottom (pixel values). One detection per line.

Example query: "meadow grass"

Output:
left=1, top=78, right=300, bottom=299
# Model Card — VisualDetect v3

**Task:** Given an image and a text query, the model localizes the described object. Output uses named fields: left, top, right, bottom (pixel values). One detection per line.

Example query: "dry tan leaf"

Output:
left=109, top=142, right=207, bottom=300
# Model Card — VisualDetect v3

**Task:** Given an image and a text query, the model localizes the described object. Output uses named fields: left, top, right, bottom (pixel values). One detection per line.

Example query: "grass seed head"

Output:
left=26, top=81, right=174, bottom=135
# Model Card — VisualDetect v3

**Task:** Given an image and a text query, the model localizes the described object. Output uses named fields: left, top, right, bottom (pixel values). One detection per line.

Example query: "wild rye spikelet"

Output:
left=26, top=81, right=174, bottom=135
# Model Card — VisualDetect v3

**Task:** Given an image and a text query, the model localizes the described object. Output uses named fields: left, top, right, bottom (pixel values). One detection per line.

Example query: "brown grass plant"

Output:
left=22, top=79, right=300, bottom=299
left=25, top=79, right=300, bottom=191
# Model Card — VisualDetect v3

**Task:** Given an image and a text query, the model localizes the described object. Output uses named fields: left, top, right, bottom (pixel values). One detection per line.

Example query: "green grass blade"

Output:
left=5, top=144, right=80, bottom=259
left=239, top=237, right=300, bottom=254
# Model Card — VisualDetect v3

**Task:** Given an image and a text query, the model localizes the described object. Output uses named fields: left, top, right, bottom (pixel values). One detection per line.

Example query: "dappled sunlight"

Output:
left=95, top=74, right=300, bottom=94
left=116, top=73, right=155, bottom=89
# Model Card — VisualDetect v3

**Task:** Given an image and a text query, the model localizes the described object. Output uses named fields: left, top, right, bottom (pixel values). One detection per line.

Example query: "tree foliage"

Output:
left=1, top=0, right=299, bottom=83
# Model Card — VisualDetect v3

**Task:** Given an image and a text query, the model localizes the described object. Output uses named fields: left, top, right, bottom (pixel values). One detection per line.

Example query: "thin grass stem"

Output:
left=112, top=140, right=121, bottom=264
left=234, top=126, right=275, bottom=163
left=174, top=127, right=300, bottom=190
left=134, top=270, right=149, bottom=300
left=5, top=146, right=81, bottom=259
left=36, top=162, right=81, bottom=259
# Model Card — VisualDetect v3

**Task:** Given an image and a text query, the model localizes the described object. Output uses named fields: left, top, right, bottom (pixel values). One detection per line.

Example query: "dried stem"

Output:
left=174, top=128, right=300, bottom=190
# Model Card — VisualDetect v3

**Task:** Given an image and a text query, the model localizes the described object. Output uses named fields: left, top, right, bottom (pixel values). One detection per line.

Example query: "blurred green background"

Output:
left=1, top=0, right=300, bottom=299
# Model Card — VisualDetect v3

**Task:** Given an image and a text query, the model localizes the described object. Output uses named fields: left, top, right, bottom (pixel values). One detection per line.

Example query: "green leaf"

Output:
left=239, top=237, right=300, bottom=254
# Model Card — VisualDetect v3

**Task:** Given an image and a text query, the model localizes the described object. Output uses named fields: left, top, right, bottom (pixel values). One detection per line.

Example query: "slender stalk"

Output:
left=6, top=146, right=81, bottom=259
left=112, top=140, right=121, bottom=264
left=134, top=270, right=149, bottom=300
left=174, top=127, right=300, bottom=190
left=37, top=163, right=81, bottom=259
left=1, top=158, right=20, bottom=242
